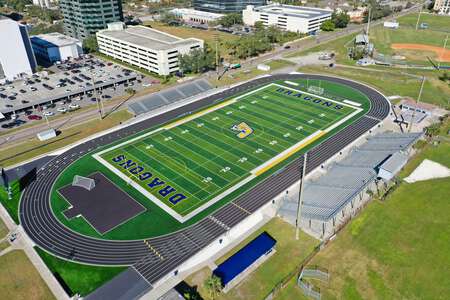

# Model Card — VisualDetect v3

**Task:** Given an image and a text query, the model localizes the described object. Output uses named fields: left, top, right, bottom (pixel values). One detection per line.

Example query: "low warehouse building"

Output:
left=30, top=32, right=83, bottom=64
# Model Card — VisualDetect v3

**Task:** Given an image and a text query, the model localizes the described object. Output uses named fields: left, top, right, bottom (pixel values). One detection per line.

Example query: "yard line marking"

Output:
left=253, top=130, right=326, bottom=176
left=163, top=99, right=236, bottom=130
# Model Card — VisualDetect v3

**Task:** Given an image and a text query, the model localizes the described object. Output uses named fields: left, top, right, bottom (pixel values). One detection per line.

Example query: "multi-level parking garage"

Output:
left=19, top=74, right=390, bottom=292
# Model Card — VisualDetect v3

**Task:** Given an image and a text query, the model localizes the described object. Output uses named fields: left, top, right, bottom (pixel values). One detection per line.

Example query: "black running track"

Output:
left=19, top=74, right=390, bottom=285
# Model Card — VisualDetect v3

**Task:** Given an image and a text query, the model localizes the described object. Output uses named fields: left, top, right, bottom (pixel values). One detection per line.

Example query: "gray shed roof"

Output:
left=379, top=151, right=408, bottom=173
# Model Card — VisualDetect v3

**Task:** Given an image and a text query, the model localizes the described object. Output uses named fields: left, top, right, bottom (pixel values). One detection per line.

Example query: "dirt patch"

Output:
left=391, top=43, right=450, bottom=62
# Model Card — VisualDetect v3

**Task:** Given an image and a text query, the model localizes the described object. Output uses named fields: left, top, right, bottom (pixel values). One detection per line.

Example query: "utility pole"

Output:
left=366, top=5, right=371, bottom=36
left=91, top=73, right=103, bottom=120
left=295, top=153, right=307, bottom=240
left=409, top=75, right=425, bottom=133
left=438, top=35, right=448, bottom=69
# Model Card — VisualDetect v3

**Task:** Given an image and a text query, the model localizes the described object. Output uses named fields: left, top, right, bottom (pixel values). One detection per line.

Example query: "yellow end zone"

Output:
left=163, top=99, right=236, bottom=130
left=254, top=131, right=326, bottom=176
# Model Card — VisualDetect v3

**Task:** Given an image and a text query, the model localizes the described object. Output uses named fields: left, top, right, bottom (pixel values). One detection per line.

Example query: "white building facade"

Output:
left=97, top=24, right=203, bottom=76
left=434, top=0, right=450, bottom=14
left=0, top=17, right=37, bottom=81
left=170, top=8, right=224, bottom=24
left=243, top=4, right=332, bottom=34
left=30, top=33, right=83, bottom=64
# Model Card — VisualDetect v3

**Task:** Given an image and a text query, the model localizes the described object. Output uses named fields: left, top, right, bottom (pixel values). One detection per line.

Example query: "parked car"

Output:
left=68, top=103, right=80, bottom=110
left=43, top=111, right=54, bottom=117
left=57, top=107, right=67, bottom=113
left=27, top=115, right=42, bottom=120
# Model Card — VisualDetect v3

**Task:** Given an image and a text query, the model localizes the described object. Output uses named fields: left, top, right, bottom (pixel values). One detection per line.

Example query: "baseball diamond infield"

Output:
left=19, top=74, right=390, bottom=286
left=391, top=43, right=450, bottom=62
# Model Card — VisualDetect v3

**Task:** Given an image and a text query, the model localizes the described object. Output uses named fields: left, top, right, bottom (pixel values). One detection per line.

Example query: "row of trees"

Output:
left=320, top=11, right=350, bottom=32
left=227, top=23, right=301, bottom=59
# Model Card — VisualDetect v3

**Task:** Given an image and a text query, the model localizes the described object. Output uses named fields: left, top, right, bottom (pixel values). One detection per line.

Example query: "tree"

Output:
left=320, top=19, right=335, bottom=31
left=204, top=275, right=222, bottom=300
left=332, top=11, right=350, bottom=28
left=125, top=87, right=136, bottom=96
left=363, top=0, right=392, bottom=23
left=254, top=21, right=265, bottom=32
left=425, top=123, right=440, bottom=138
left=178, top=44, right=219, bottom=74
left=83, top=35, right=98, bottom=53
left=217, top=13, right=243, bottom=27
left=159, top=12, right=179, bottom=26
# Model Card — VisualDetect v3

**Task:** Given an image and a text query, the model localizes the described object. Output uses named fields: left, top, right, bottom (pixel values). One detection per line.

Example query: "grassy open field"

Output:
left=275, top=133, right=450, bottom=299
left=0, top=250, right=55, bottom=300
left=370, top=13, right=450, bottom=64
left=49, top=78, right=370, bottom=240
left=0, top=110, right=132, bottom=168
left=0, top=180, right=21, bottom=224
left=297, top=64, right=450, bottom=108
left=184, top=217, right=319, bottom=300
left=98, top=83, right=358, bottom=218
left=36, top=247, right=125, bottom=297
left=0, top=217, right=8, bottom=238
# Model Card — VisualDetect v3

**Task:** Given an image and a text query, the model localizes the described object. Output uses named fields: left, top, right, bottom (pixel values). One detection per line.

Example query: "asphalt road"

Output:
left=19, top=73, right=390, bottom=285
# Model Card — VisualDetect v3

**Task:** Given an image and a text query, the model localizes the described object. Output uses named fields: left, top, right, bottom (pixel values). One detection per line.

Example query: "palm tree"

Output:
left=204, top=275, right=222, bottom=300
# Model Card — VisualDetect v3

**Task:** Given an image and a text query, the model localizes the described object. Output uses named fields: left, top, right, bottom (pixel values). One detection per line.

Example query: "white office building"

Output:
left=30, top=33, right=83, bottom=64
left=97, top=23, right=203, bottom=76
left=434, top=0, right=450, bottom=14
left=32, top=0, right=53, bottom=8
left=0, top=16, right=37, bottom=81
left=170, top=8, right=224, bottom=24
left=243, top=4, right=332, bottom=34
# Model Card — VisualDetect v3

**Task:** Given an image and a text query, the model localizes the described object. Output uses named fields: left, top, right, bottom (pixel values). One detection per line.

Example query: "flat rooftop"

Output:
left=98, top=26, right=202, bottom=51
left=171, top=8, right=224, bottom=18
left=30, top=32, right=80, bottom=48
left=252, top=4, right=332, bottom=19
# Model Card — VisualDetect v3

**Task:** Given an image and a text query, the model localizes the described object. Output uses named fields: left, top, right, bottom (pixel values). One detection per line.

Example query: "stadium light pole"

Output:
left=438, top=35, right=448, bottom=70
left=409, top=75, right=426, bottom=133
left=415, top=6, right=422, bottom=31
left=295, top=152, right=307, bottom=240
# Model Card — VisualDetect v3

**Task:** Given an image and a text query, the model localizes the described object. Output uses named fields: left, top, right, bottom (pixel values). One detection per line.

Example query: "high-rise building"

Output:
left=59, top=0, right=123, bottom=41
left=0, top=16, right=37, bottom=81
left=193, top=0, right=266, bottom=13
left=434, top=0, right=450, bottom=14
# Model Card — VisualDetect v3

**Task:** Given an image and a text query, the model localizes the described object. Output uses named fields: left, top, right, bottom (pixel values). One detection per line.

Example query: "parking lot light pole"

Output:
left=91, top=73, right=103, bottom=120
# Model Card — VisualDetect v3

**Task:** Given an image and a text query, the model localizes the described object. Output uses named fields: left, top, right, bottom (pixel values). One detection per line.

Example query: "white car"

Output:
left=142, top=82, right=152, bottom=87
left=68, top=104, right=80, bottom=110
left=43, top=111, right=54, bottom=117
left=57, top=107, right=67, bottom=113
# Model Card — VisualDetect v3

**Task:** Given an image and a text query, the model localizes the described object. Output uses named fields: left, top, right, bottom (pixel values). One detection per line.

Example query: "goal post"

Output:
left=307, top=85, right=324, bottom=96
left=72, top=175, right=95, bottom=191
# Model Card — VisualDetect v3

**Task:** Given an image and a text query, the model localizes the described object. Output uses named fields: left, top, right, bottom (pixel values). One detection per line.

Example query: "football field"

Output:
left=94, top=83, right=362, bottom=221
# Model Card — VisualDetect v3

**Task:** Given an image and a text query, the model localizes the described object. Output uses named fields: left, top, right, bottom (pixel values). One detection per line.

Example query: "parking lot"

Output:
left=0, top=56, right=158, bottom=131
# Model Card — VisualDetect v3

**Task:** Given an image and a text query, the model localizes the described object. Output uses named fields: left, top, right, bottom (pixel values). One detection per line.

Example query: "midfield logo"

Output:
left=231, top=122, right=253, bottom=139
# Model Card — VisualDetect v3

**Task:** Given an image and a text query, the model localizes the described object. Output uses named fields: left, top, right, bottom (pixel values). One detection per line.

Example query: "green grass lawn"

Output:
left=282, top=138, right=450, bottom=300
left=0, top=180, right=21, bottom=224
left=185, top=217, right=319, bottom=300
left=0, top=250, right=55, bottom=300
left=35, top=247, right=125, bottom=297
left=369, top=13, right=450, bottom=64
left=49, top=78, right=370, bottom=240
left=298, top=65, right=450, bottom=108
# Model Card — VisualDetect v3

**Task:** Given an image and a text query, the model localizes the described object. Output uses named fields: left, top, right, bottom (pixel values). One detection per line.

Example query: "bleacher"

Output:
left=128, top=79, right=212, bottom=116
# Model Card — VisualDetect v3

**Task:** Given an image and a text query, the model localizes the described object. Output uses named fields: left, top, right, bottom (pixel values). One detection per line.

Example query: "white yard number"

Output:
left=239, top=105, right=246, bottom=109
left=283, top=133, right=291, bottom=138
left=145, top=144, right=154, bottom=149
left=270, top=140, right=278, bottom=146
left=181, top=129, right=189, bottom=134
left=212, top=116, right=220, bottom=121
left=255, top=148, right=263, bottom=154
left=262, top=96, right=268, bottom=99
left=197, top=123, right=204, bottom=128
left=319, top=113, right=326, bottom=117
left=238, top=157, right=248, bottom=163
left=308, top=119, right=315, bottom=124
left=202, top=177, right=212, bottom=183
left=220, top=166, right=231, bottom=173
left=296, top=126, right=303, bottom=131
left=226, top=111, right=233, bottom=115
left=164, top=136, right=173, bottom=142
left=251, top=100, right=258, bottom=104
